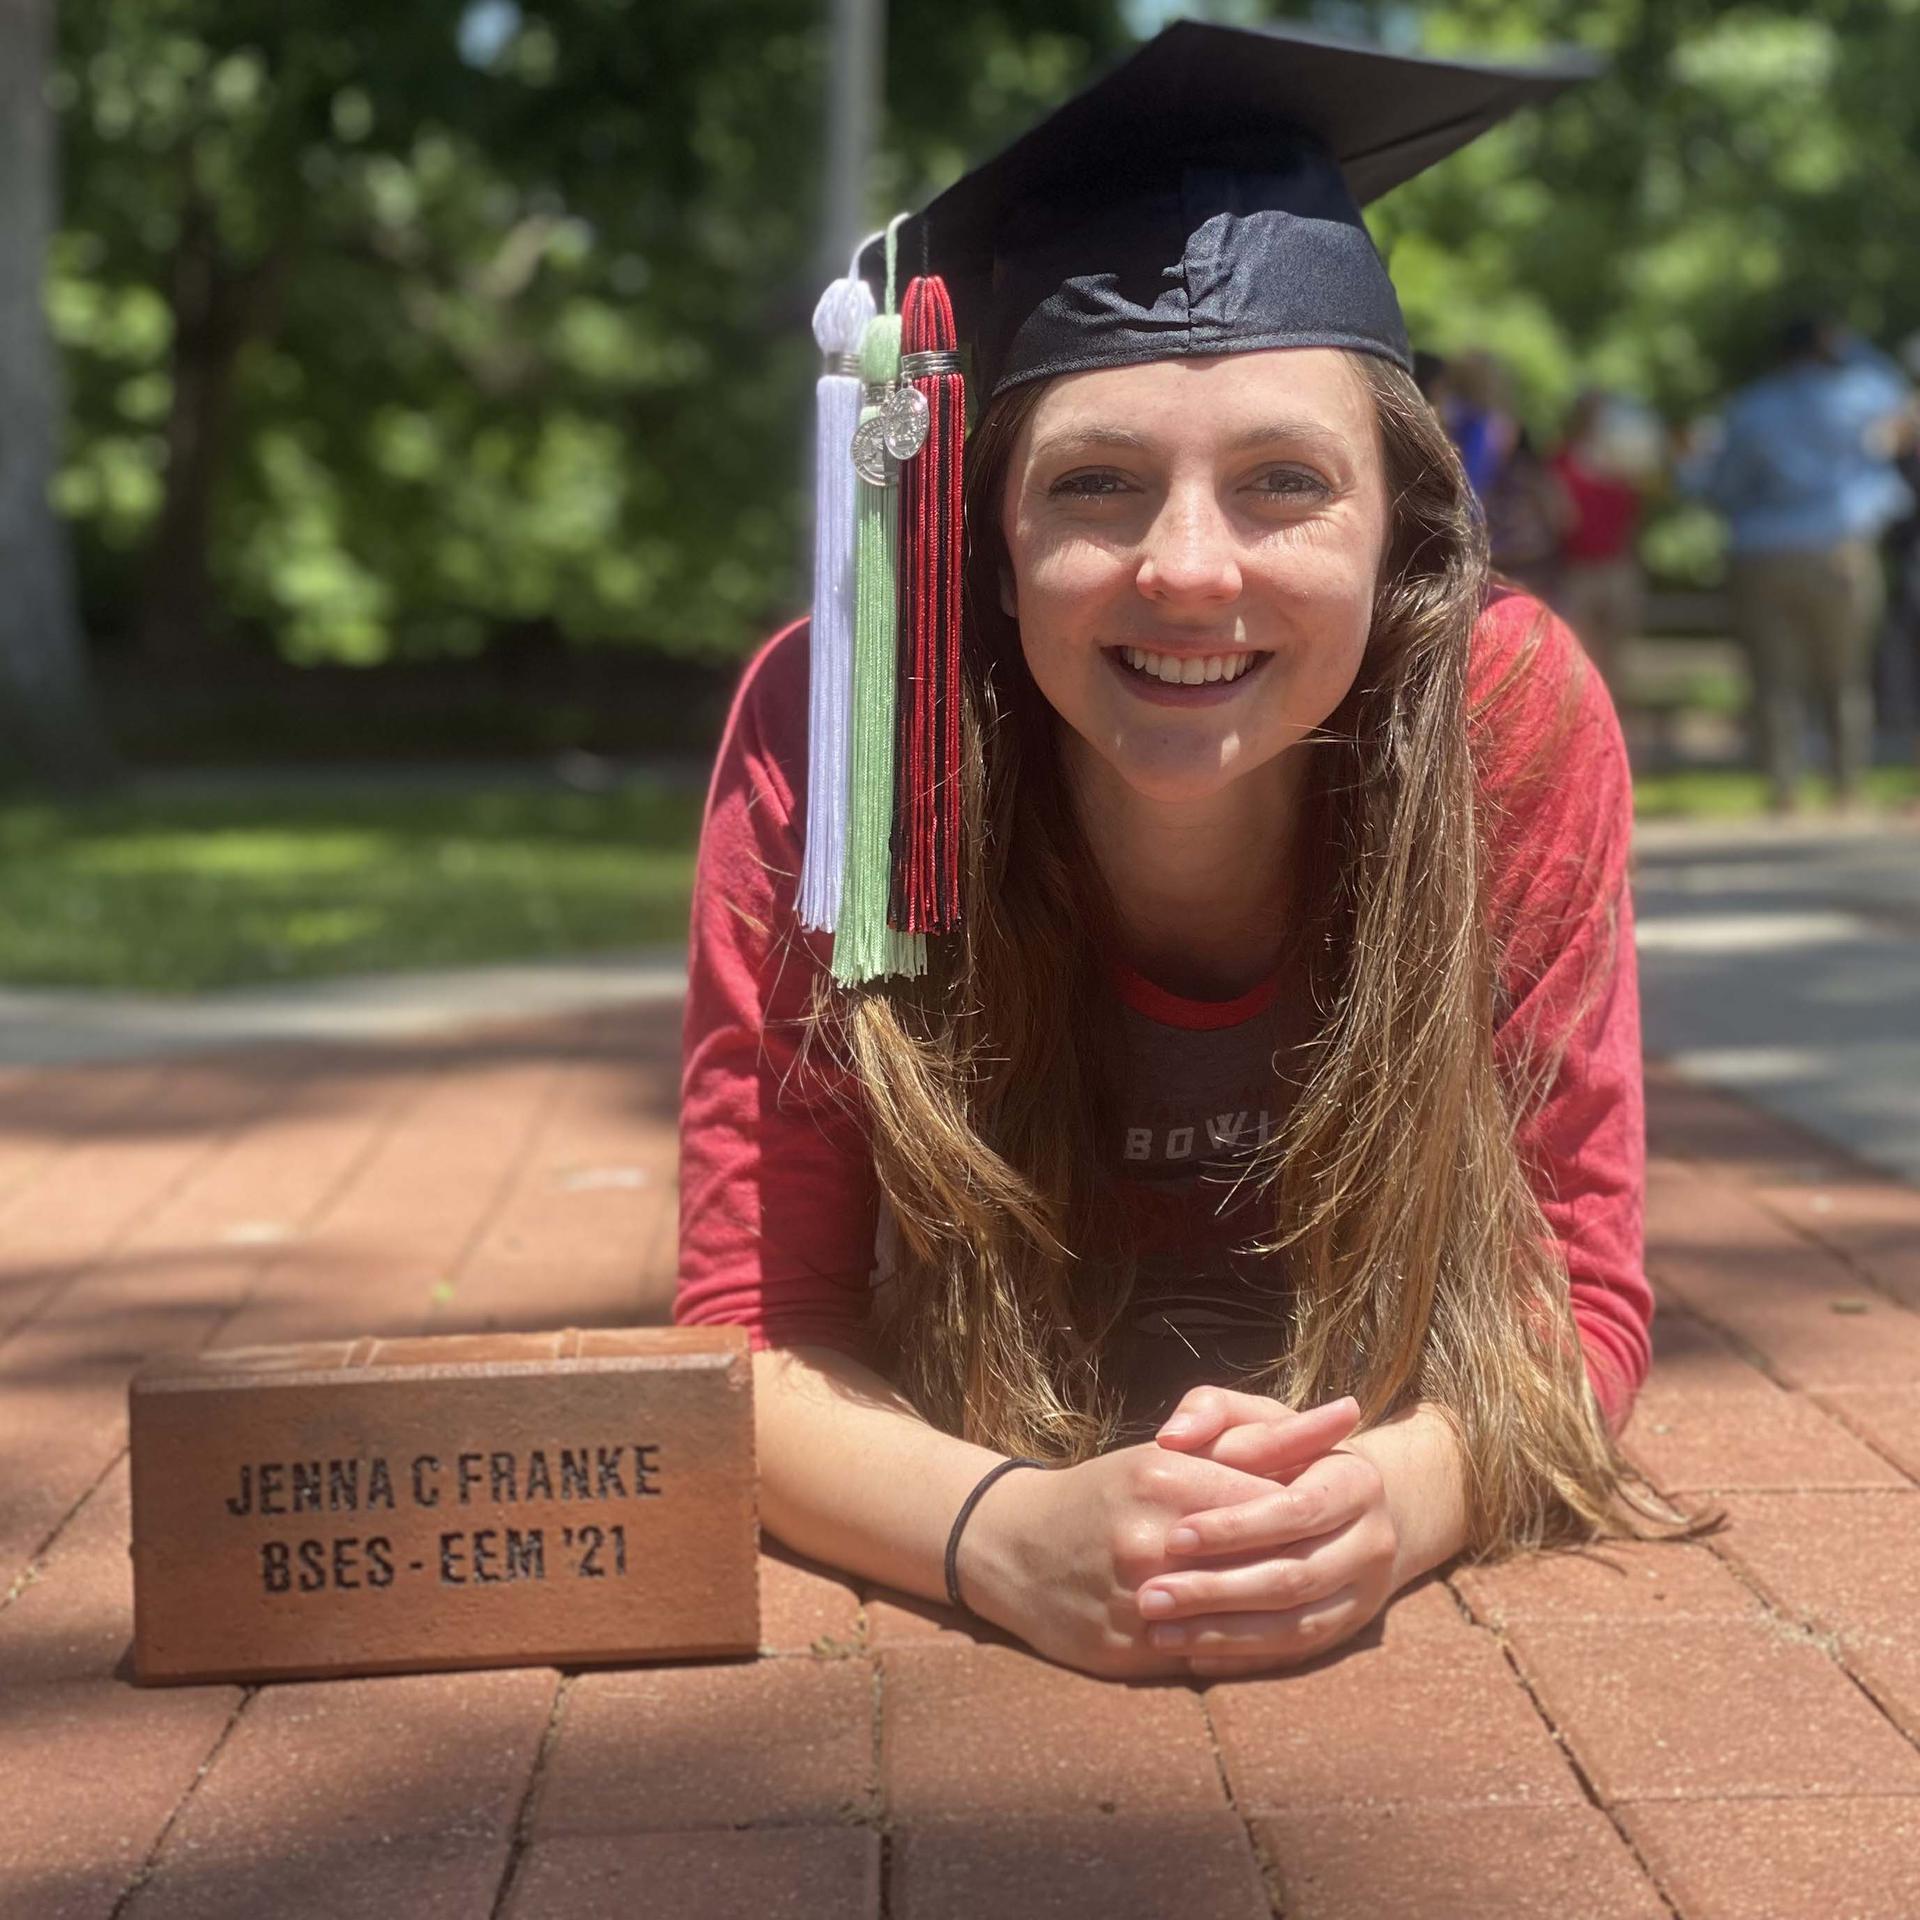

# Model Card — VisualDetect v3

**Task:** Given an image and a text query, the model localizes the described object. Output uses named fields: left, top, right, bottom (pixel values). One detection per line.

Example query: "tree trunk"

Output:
left=133, top=187, right=256, bottom=666
left=0, top=0, right=117, bottom=792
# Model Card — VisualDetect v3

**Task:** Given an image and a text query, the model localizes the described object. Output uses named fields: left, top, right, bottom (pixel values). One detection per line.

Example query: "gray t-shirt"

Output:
left=1104, top=964, right=1319, bottom=1438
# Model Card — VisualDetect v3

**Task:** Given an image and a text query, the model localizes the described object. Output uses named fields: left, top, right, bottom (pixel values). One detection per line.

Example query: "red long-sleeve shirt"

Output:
left=674, top=591, right=1651, bottom=1434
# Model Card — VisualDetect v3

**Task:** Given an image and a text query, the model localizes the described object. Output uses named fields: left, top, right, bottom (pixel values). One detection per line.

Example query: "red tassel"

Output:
left=890, top=275, right=965, bottom=935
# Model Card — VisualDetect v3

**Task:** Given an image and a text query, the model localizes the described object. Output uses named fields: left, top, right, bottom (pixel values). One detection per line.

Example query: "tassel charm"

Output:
left=831, top=224, right=927, bottom=987
left=796, top=246, right=877, bottom=934
left=890, top=275, right=966, bottom=934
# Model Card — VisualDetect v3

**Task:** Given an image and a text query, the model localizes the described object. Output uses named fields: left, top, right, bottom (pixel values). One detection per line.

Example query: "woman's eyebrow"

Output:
left=1225, top=418, right=1351, bottom=457
left=1029, top=425, right=1157, bottom=460
left=1029, top=419, right=1351, bottom=461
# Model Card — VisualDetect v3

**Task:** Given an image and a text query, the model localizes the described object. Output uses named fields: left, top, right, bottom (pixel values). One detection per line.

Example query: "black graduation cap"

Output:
left=863, top=19, right=1600, bottom=397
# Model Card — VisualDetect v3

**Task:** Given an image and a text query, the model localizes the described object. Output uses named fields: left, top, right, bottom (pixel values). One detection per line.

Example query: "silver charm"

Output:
left=851, top=414, right=896, bottom=488
left=881, top=384, right=930, bottom=460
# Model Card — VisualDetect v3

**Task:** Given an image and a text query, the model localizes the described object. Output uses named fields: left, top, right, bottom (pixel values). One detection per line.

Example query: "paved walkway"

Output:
left=1, top=994, right=1919, bottom=1917
left=0, top=951, right=685, bottom=1068
left=1635, top=816, right=1920, bottom=1185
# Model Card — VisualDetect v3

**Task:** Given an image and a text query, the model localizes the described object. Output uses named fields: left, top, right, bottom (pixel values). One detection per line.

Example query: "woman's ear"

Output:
left=998, top=562, right=1018, bottom=620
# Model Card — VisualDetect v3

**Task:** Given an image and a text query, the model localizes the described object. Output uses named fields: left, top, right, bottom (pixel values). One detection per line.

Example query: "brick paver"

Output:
left=1256, top=1803, right=1669, bottom=1919
left=758, top=1540, right=865, bottom=1655
left=891, top=1813, right=1270, bottom=1919
left=121, top=1669, right=554, bottom=1920
left=1813, top=1384, right=1920, bottom=1480
left=1451, top=1539, right=1762, bottom=1627
left=503, top=1829, right=882, bottom=1919
left=0, top=1007, right=1916, bottom=1916
left=880, top=1643, right=1227, bottom=1819
left=1620, top=1798, right=1920, bottom=1920
left=532, top=1658, right=877, bottom=1832
left=1710, top=1489, right=1920, bottom=1630
left=1207, top=1629, right=1584, bottom=1811
left=1506, top=1616, right=1920, bottom=1801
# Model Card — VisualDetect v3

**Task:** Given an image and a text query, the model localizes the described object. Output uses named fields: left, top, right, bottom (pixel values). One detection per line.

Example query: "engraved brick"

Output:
left=1258, top=1803, right=1668, bottom=1919
left=129, top=1326, right=756, bottom=1683
left=892, top=1813, right=1269, bottom=1919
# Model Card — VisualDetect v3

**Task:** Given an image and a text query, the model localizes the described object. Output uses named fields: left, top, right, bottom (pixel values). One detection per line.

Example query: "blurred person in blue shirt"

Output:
left=1872, top=333, right=1920, bottom=750
left=1680, top=317, right=1913, bottom=811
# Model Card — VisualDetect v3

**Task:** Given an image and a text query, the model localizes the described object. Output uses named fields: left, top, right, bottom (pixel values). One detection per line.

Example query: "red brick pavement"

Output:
left=2, top=1018, right=1918, bottom=1918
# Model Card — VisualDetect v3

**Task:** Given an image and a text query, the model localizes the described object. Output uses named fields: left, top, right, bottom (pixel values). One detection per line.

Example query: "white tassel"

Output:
left=797, top=238, right=878, bottom=933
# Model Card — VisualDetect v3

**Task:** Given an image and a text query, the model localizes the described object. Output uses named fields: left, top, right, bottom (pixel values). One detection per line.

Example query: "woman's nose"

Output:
left=1134, top=487, right=1242, bottom=604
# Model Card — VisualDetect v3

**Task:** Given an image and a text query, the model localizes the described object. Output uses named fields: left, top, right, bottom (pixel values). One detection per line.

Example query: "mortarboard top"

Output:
left=863, top=19, right=1601, bottom=397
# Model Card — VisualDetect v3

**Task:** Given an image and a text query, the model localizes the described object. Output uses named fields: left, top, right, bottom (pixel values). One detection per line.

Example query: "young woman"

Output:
left=675, top=23, right=1669, bottom=1682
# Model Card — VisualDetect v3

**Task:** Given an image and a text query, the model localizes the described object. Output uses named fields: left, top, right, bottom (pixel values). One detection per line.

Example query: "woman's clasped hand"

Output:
left=964, top=1388, right=1411, bottom=1680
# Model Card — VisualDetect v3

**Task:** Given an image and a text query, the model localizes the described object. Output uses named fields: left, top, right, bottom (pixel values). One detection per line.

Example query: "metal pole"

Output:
left=821, top=0, right=884, bottom=276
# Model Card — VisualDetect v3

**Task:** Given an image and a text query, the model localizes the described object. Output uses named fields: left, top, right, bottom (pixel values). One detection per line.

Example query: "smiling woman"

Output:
left=675, top=20, right=1690, bottom=1685
left=996, top=350, right=1385, bottom=981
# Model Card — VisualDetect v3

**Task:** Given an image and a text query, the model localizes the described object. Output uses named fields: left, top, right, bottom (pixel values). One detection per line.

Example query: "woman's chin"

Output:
left=1094, top=730, right=1286, bottom=808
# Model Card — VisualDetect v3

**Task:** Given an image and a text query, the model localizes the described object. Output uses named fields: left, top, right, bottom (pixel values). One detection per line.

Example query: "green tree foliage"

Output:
left=1368, top=0, right=1920, bottom=408
left=49, top=1, right=1920, bottom=670
left=1357, top=0, right=1920, bottom=579
left=53, top=0, right=1126, bottom=667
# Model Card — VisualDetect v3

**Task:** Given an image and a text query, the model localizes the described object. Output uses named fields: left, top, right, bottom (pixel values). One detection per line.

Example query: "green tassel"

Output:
left=832, top=309, right=926, bottom=987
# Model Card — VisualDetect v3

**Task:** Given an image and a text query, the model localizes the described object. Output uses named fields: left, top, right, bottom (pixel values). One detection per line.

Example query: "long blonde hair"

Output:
left=805, top=350, right=1681, bottom=1558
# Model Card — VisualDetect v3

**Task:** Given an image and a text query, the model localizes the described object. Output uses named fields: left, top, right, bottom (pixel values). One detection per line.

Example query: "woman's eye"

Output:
left=1250, top=467, right=1329, bottom=498
left=1049, top=470, right=1134, bottom=498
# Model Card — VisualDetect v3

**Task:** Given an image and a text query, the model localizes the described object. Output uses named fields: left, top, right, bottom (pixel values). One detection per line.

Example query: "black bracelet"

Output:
left=945, top=1456, right=1049, bottom=1615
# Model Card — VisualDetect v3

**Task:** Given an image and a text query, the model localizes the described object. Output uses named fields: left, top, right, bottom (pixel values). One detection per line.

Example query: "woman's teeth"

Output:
left=1119, top=647, right=1261, bottom=685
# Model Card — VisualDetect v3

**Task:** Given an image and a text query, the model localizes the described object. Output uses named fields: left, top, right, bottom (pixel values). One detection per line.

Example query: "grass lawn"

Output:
left=0, top=778, right=704, bottom=992
left=1633, top=764, right=1920, bottom=819
left=1, top=760, right=1914, bottom=993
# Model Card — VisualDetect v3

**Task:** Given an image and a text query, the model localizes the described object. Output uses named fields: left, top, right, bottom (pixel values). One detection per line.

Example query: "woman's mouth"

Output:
left=1103, top=645, right=1273, bottom=704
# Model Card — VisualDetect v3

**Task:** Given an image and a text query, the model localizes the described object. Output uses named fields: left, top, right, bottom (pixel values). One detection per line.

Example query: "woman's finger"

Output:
left=1140, top=1519, right=1358, bottom=1625
left=1154, top=1585, right=1363, bottom=1665
left=1155, top=1386, right=1358, bottom=1455
left=1158, top=1452, right=1370, bottom=1563
left=1199, top=1400, right=1362, bottom=1478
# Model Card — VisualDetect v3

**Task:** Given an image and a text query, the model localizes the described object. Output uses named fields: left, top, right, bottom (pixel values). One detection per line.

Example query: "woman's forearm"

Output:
left=751, top=1343, right=1013, bottom=1605
left=1342, top=1399, right=1471, bottom=1590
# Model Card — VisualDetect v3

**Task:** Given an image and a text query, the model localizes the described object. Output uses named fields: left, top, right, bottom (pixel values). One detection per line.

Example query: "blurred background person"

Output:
left=1680, top=317, right=1913, bottom=813
left=1548, top=390, right=1656, bottom=691
left=1871, top=334, right=1920, bottom=754
left=1439, top=349, right=1570, bottom=600
left=1484, top=421, right=1571, bottom=604
left=1436, top=348, right=1515, bottom=502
